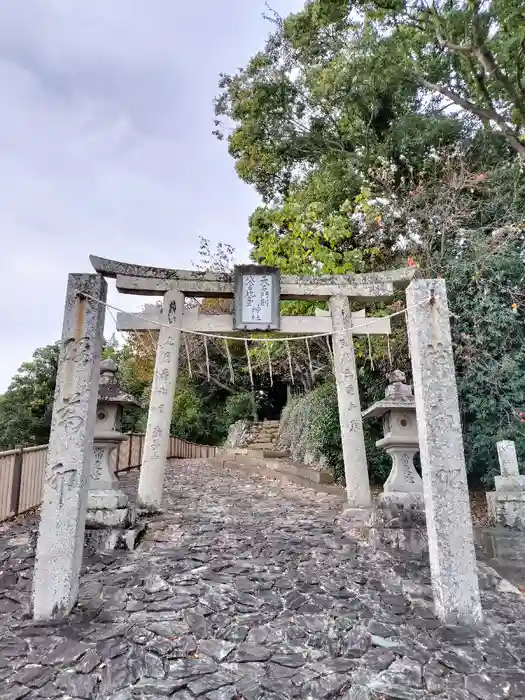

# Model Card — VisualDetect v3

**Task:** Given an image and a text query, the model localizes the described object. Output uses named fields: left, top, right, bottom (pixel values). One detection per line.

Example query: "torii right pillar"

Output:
left=406, top=279, right=482, bottom=625
left=137, top=289, right=184, bottom=511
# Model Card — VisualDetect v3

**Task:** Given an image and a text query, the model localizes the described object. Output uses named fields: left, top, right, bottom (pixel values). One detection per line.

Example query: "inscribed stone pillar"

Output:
left=487, top=440, right=525, bottom=528
left=496, top=440, right=520, bottom=480
left=328, top=295, right=372, bottom=508
left=33, top=274, right=107, bottom=620
left=406, top=278, right=482, bottom=625
left=137, top=289, right=184, bottom=511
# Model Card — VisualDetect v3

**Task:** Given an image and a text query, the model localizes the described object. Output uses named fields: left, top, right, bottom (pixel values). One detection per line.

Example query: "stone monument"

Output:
left=84, top=358, right=143, bottom=549
left=138, top=289, right=184, bottom=511
left=487, top=440, right=525, bottom=529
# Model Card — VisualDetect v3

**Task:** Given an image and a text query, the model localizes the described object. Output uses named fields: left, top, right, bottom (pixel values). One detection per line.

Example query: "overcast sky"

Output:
left=0, top=0, right=303, bottom=391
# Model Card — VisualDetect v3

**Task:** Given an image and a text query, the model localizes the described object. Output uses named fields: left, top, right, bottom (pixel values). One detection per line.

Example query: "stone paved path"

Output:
left=3, top=460, right=525, bottom=699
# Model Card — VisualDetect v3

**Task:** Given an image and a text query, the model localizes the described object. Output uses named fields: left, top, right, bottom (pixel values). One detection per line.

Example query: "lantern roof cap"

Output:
left=362, top=369, right=415, bottom=419
left=98, top=358, right=141, bottom=407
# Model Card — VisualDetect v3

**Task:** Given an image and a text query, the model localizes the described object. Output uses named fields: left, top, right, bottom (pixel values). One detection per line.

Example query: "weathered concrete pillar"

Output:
left=33, top=274, right=107, bottom=620
left=328, top=295, right=372, bottom=508
left=406, top=278, right=482, bottom=625
left=137, top=289, right=184, bottom=511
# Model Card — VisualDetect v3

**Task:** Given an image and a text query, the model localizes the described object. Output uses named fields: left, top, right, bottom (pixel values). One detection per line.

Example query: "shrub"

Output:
left=278, top=379, right=392, bottom=485
left=223, top=391, right=257, bottom=426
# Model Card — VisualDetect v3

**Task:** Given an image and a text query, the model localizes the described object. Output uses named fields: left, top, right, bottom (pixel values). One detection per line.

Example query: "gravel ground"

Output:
left=1, top=459, right=525, bottom=699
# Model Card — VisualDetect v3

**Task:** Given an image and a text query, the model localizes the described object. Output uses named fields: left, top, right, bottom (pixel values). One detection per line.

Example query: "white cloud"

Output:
left=0, top=0, right=304, bottom=390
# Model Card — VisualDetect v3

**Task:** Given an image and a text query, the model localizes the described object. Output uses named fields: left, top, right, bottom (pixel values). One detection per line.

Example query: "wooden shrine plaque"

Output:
left=234, top=265, right=280, bottom=331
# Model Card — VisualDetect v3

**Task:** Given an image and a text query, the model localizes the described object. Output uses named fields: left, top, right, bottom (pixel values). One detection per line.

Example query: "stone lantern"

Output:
left=85, top=358, right=140, bottom=534
left=362, top=370, right=423, bottom=506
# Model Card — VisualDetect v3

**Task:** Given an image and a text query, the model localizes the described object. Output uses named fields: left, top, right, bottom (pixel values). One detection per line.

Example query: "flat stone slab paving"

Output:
left=2, top=460, right=525, bottom=699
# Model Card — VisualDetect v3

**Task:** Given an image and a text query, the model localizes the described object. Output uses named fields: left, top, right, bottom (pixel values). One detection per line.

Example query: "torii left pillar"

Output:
left=137, top=289, right=184, bottom=511
left=329, top=295, right=372, bottom=509
left=33, top=274, right=107, bottom=620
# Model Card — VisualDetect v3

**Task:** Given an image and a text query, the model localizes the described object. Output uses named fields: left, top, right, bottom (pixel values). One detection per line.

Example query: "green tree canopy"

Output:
left=0, top=344, right=59, bottom=450
left=215, top=0, right=525, bottom=485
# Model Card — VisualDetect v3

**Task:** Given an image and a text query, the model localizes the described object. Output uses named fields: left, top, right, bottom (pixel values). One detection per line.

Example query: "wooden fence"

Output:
left=0, top=434, right=217, bottom=522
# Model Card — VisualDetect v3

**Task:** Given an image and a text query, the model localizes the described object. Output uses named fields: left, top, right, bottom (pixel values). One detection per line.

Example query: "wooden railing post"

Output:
left=127, top=433, right=133, bottom=470
left=138, top=434, right=144, bottom=466
left=115, top=441, right=122, bottom=474
left=10, top=446, right=24, bottom=516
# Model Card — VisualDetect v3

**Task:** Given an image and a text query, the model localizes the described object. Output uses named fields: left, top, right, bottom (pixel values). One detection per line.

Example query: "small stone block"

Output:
left=486, top=492, right=496, bottom=525
left=122, top=524, right=147, bottom=551
left=486, top=491, right=525, bottom=529
left=85, top=508, right=130, bottom=529
left=492, top=490, right=525, bottom=502
left=368, top=526, right=428, bottom=554
left=84, top=529, right=120, bottom=551
left=376, top=492, right=425, bottom=512
left=495, top=475, right=525, bottom=492
left=87, top=490, right=129, bottom=511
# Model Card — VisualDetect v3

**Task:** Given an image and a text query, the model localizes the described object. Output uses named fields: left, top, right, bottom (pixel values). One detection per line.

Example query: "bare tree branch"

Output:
left=420, top=78, right=525, bottom=159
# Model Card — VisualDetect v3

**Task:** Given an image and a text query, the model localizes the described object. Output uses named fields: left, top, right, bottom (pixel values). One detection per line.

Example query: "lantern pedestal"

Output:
left=378, top=443, right=423, bottom=507
left=86, top=433, right=133, bottom=528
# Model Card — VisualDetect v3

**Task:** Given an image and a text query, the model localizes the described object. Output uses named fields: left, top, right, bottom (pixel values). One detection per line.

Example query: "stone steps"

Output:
left=247, top=442, right=276, bottom=451
left=242, top=420, right=281, bottom=452
left=246, top=448, right=289, bottom=459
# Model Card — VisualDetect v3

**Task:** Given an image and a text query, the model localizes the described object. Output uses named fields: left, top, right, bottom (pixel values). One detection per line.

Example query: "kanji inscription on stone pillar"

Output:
left=328, top=294, right=372, bottom=508
left=33, top=273, right=107, bottom=620
left=406, top=278, right=482, bottom=625
left=137, top=289, right=184, bottom=511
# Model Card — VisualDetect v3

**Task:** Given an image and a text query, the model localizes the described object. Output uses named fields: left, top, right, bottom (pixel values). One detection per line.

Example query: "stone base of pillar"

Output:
left=487, top=491, right=525, bottom=529
left=84, top=522, right=147, bottom=552
left=375, top=491, right=425, bottom=517
left=87, top=489, right=128, bottom=512
left=338, top=507, right=375, bottom=527
left=338, top=497, right=428, bottom=554
left=339, top=506, right=375, bottom=523
left=369, top=493, right=427, bottom=554
left=85, top=496, right=145, bottom=552
left=136, top=502, right=165, bottom=516
left=85, top=505, right=136, bottom=529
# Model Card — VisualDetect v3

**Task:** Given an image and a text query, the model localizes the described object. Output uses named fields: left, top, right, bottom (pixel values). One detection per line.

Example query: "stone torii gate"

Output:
left=32, top=256, right=482, bottom=628
left=90, top=255, right=413, bottom=513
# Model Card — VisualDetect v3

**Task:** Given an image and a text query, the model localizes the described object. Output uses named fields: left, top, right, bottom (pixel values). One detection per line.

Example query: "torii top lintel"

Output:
left=90, top=255, right=416, bottom=303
